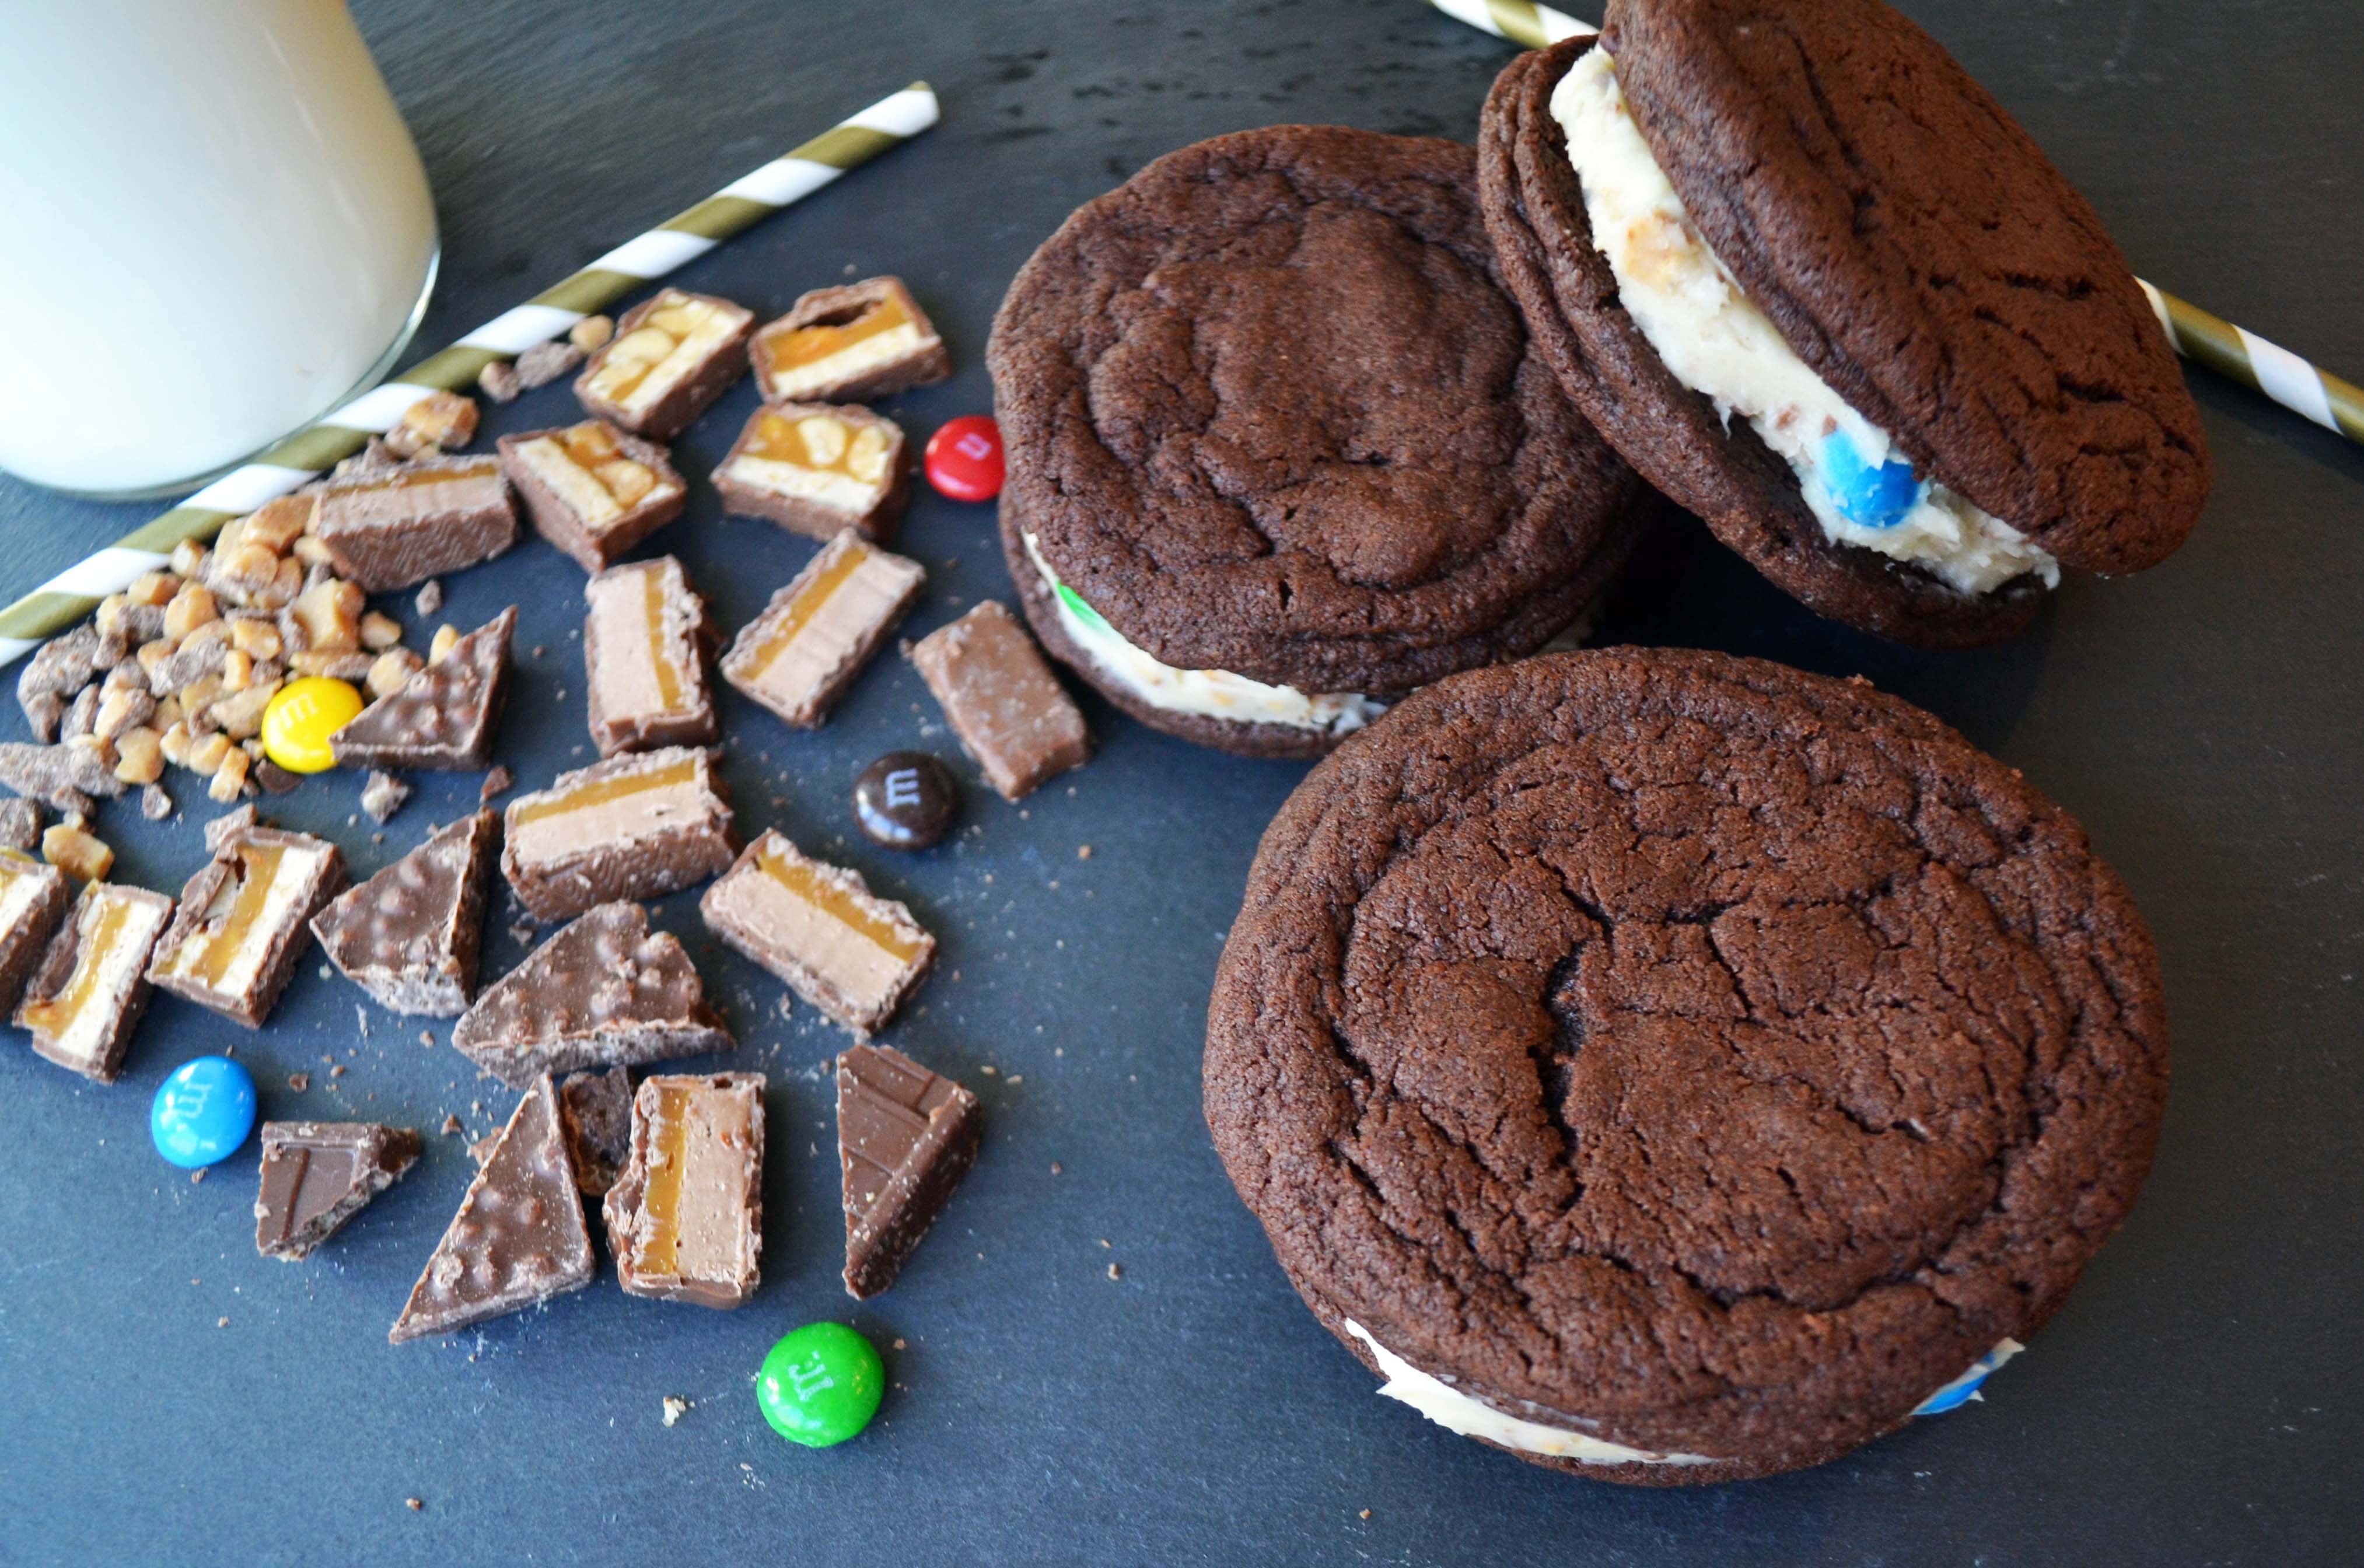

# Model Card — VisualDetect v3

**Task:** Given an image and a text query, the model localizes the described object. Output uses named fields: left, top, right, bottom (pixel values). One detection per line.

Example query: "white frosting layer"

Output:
left=1022, top=533, right=1384, bottom=737
left=1552, top=50, right=2058, bottom=598
left=722, top=455, right=879, bottom=516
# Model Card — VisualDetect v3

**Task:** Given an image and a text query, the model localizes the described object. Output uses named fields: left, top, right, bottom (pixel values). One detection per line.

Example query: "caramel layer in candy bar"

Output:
left=0, top=848, right=70, bottom=1016
left=910, top=601, right=1092, bottom=802
left=16, top=881, right=174, bottom=1083
left=585, top=556, right=717, bottom=757
left=603, top=1071, right=765, bottom=1309
left=150, top=825, right=345, bottom=1028
left=254, top=1121, right=421, bottom=1261
left=330, top=607, right=516, bottom=772
left=310, top=811, right=496, bottom=1016
left=312, top=453, right=519, bottom=593
left=501, top=747, right=737, bottom=923
left=700, top=829, right=933, bottom=1034
left=752, top=276, right=952, bottom=406
left=714, top=403, right=910, bottom=543
left=499, top=420, right=687, bottom=572
left=721, top=530, right=922, bottom=729
left=574, top=289, right=754, bottom=440
left=837, top=1043, right=978, bottom=1299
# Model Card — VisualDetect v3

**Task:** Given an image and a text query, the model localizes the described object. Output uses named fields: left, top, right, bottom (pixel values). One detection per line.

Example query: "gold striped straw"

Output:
left=1428, top=0, right=2364, bottom=447
left=0, top=82, right=939, bottom=668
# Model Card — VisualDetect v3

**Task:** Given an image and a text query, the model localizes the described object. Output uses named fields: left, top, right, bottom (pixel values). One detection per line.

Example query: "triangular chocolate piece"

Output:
left=450, top=902, right=731, bottom=1089
left=310, top=811, right=497, bottom=1016
left=254, top=1121, right=422, bottom=1260
left=836, top=1044, right=980, bottom=1298
left=389, top=1076, right=592, bottom=1343
left=331, top=606, right=516, bottom=771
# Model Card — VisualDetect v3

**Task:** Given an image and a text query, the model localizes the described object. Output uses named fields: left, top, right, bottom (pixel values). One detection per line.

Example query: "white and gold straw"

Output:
left=0, top=82, right=940, bottom=667
left=1426, top=0, right=2364, bottom=446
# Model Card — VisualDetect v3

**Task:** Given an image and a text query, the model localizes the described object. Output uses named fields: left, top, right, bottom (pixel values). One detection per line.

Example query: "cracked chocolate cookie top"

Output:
left=1205, top=649, right=2168, bottom=1482
left=987, top=125, right=1648, bottom=696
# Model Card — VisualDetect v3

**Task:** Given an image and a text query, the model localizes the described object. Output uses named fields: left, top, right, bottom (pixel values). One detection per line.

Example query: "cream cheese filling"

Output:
left=1552, top=49, right=2058, bottom=598
left=1023, top=532, right=1384, bottom=737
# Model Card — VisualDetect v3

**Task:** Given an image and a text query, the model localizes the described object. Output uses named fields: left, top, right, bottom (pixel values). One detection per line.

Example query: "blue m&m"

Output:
left=151, top=1054, right=257, bottom=1169
left=1820, top=430, right=1921, bottom=528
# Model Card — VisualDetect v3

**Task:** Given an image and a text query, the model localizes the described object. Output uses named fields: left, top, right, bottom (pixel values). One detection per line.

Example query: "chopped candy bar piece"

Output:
left=714, top=403, right=909, bottom=543
left=603, top=1070, right=765, bottom=1309
left=329, top=607, right=516, bottom=771
left=751, top=276, right=951, bottom=406
left=836, top=1043, right=980, bottom=1298
left=583, top=556, right=718, bottom=756
left=573, top=289, right=754, bottom=440
left=501, top=746, right=736, bottom=923
left=310, top=453, right=519, bottom=592
left=559, top=1066, right=634, bottom=1198
left=700, top=829, right=933, bottom=1034
left=0, top=848, right=71, bottom=1015
left=451, top=901, right=731, bottom=1088
left=720, top=530, right=922, bottom=729
left=389, top=1075, right=593, bottom=1343
left=909, top=601, right=1092, bottom=801
left=0, top=798, right=40, bottom=853
left=499, top=419, right=688, bottom=572
left=149, top=825, right=344, bottom=1027
left=0, top=739, right=123, bottom=813
left=254, top=1121, right=422, bottom=1261
left=310, top=811, right=497, bottom=1016
left=16, top=881, right=175, bottom=1082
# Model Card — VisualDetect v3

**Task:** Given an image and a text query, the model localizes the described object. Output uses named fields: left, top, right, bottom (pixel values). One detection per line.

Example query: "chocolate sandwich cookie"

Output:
left=1206, top=648, right=2168, bottom=1483
left=988, top=126, right=1652, bottom=759
left=1476, top=2, right=2209, bottom=646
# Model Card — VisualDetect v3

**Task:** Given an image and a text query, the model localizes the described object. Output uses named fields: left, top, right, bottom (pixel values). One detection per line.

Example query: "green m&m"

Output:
left=756, top=1322, right=883, bottom=1447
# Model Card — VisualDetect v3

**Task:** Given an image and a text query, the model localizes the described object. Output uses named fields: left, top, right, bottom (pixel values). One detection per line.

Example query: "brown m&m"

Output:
left=852, top=752, right=958, bottom=851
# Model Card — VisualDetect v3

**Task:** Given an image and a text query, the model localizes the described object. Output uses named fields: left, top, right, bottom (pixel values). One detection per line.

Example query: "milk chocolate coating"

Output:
left=330, top=607, right=516, bottom=772
left=498, top=422, right=687, bottom=573
left=909, top=601, right=1090, bottom=802
left=254, top=1121, right=422, bottom=1261
left=714, top=401, right=914, bottom=544
left=310, top=811, right=498, bottom=1016
left=751, top=276, right=952, bottom=405
left=0, top=855, right=69, bottom=1016
left=583, top=556, right=719, bottom=757
left=149, top=825, right=346, bottom=1028
left=573, top=290, right=754, bottom=441
left=603, top=1071, right=766, bottom=1310
left=499, top=746, right=738, bottom=924
left=18, top=883, right=176, bottom=1083
left=312, top=454, right=520, bottom=593
left=837, top=1044, right=979, bottom=1298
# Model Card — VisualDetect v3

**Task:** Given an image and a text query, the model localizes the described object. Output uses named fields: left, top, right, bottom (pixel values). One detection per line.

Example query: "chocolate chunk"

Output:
left=312, top=452, right=519, bottom=592
left=583, top=556, right=717, bottom=755
left=714, top=403, right=911, bottom=543
left=479, top=764, right=512, bottom=802
left=909, top=601, right=1091, bottom=801
left=751, top=276, right=952, bottom=406
left=254, top=1121, right=422, bottom=1260
left=853, top=752, right=959, bottom=851
left=837, top=1044, right=979, bottom=1298
left=573, top=288, right=754, bottom=440
left=0, top=739, right=124, bottom=812
left=17, top=625, right=107, bottom=738
left=700, top=829, right=933, bottom=1035
left=603, top=1071, right=765, bottom=1308
left=203, top=803, right=262, bottom=854
left=559, top=1066, right=634, bottom=1197
left=390, top=1075, right=593, bottom=1343
left=139, top=783, right=173, bottom=821
left=0, top=798, right=40, bottom=853
left=721, top=529, right=923, bottom=729
left=499, top=746, right=736, bottom=923
left=16, top=882, right=175, bottom=1082
left=414, top=579, right=444, bottom=617
left=254, top=759, right=300, bottom=795
left=499, top=421, right=688, bottom=572
left=360, top=769, right=411, bottom=824
left=452, top=901, right=731, bottom=1088
left=477, top=359, right=523, bottom=404
left=310, top=811, right=498, bottom=1016
left=0, top=849, right=70, bottom=1016
left=149, top=826, right=345, bottom=1028
left=516, top=338, right=585, bottom=388
left=330, top=606, right=516, bottom=771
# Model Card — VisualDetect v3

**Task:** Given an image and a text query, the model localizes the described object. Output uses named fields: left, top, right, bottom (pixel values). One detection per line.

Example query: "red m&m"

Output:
left=923, top=415, right=1003, bottom=502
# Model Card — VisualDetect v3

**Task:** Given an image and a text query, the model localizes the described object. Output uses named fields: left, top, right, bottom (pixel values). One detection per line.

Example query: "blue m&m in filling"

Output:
left=1912, top=1343, right=2016, bottom=1416
left=1820, top=430, right=1921, bottom=528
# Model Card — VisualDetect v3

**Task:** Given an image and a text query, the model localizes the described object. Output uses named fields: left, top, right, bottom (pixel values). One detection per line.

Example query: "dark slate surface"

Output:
left=2, top=2, right=2359, bottom=1563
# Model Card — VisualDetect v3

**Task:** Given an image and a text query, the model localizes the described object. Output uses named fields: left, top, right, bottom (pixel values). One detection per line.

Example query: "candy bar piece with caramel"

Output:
left=309, top=810, right=498, bottom=1016
left=498, top=419, right=687, bottom=572
left=837, top=1043, right=980, bottom=1298
left=501, top=747, right=736, bottom=923
left=16, top=881, right=175, bottom=1082
left=721, top=530, right=922, bottom=729
left=700, top=829, right=933, bottom=1035
left=312, top=453, right=519, bottom=592
left=149, top=825, right=345, bottom=1028
left=330, top=607, right=516, bottom=772
left=603, top=1071, right=765, bottom=1309
left=584, top=556, right=718, bottom=757
left=752, top=276, right=952, bottom=406
left=574, top=289, right=754, bottom=440
left=254, top=1121, right=422, bottom=1261
left=714, top=404, right=910, bottom=543
left=0, top=848, right=70, bottom=1016
left=910, top=601, right=1092, bottom=801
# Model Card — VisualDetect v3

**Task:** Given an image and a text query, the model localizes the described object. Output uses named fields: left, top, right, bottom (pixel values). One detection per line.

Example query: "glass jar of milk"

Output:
left=0, top=0, right=438, bottom=498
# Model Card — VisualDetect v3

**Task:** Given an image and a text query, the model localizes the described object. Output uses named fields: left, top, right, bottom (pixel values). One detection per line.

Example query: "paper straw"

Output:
left=0, top=82, right=940, bottom=668
left=1426, top=0, right=2364, bottom=447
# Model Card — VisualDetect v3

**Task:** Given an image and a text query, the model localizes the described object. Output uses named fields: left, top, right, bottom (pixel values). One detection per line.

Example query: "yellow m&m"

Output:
left=260, top=677, right=365, bottom=774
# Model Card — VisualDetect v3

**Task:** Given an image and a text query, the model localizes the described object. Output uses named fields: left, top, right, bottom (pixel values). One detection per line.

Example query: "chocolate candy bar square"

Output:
left=309, top=810, right=497, bottom=1016
left=584, top=556, right=718, bottom=756
left=573, top=289, right=754, bottom=440
left=254, top=1121, right=421, bottom=1261
left=311, top=453, right=519, bottom=593
left=720, top=529, right=923, bottom=729
left=330, top=607, right=516, bottom=772
left=713, top=403, right=910, bottom=543
left=837, top=1044, right=978, bottom=1298
left=498, top=419, right=687, bottom=572
left=603, top=1070, right=765, bottom=1309
left=910, top=601, right=1092, bottom=801
left=751, top=276, right=952, bottom=405
left=16, top=881, right=176, bottom=1082
left=501, top=747, right=737, bottom=923
left=149, top=824, right=345, bottom=1028
left=0, top=848, right=70, bottom=1016
left=700, top=829, right=933, bottom=1035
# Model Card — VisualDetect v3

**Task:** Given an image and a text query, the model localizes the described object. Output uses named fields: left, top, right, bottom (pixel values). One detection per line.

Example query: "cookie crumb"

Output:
left=288, top=1072, right=310, bottom=1092
left=440, top=1114, right=463, bottom=1136
left=405, top=1497, right=424, bottom=1513
left=1360, top=1509, right=1372, bottom=1520
left=190, top=1167, right=207, bottom=1185
left=1107, top=1263, right=1122, bottom=1281
left=418, top=1030, right=436, bottom=1048
left=414, top=579, right=443, bottom=617
left=480, top=763, right=513, bottom=802
left=1050, top=1161, right=1062, bottom=1175
left=216, top=1316, right=229, bottom=1328
left=661, top=1396, right=690, bottom=1427
left=892, top=1338, right=907, bottom=1351
left=330, top=1064, right=346, bottom=1079
left=1077, top=844, right=1092, bottom=859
